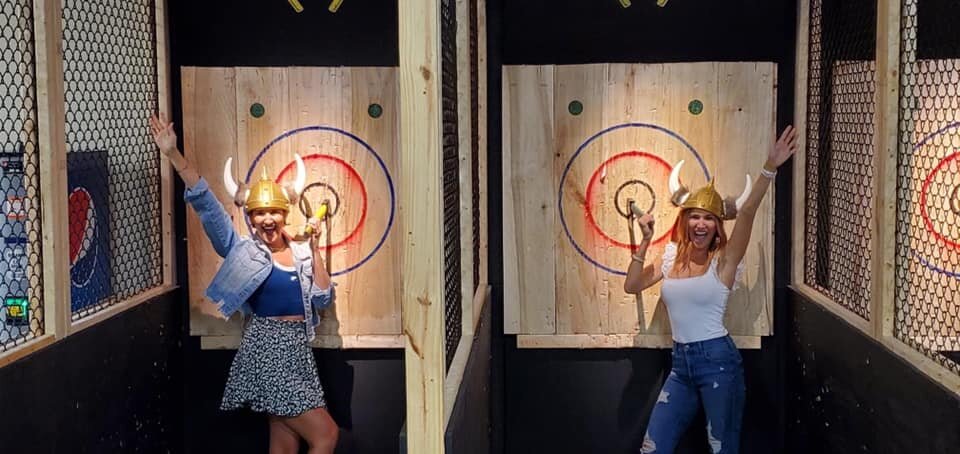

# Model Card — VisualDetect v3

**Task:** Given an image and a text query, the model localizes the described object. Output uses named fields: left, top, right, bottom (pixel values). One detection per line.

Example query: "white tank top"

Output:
left=659, top=243, right=744, bottom=344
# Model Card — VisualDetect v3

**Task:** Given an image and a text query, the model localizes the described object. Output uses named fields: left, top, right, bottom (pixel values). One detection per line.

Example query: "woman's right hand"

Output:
left=149, top=114, right=178, bottom=156
left=635, top=213, right=655, bottom=241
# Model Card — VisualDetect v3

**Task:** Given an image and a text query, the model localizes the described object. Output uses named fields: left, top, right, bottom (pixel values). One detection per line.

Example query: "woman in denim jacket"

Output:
left=624, top=126, right=796, bottom=454
left=150, top=115, right=338, bottom=454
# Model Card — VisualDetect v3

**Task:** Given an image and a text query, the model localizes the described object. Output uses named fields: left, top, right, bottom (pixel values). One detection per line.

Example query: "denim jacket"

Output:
left=184, top=177, right=333, bottom=342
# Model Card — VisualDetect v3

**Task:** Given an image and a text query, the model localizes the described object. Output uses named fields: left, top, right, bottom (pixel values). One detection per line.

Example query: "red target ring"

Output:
left=277, top=154, right=368, bottom=250
left=920, top=151, right=960, bottom=251
left=584, top=151, right=675, bottom=249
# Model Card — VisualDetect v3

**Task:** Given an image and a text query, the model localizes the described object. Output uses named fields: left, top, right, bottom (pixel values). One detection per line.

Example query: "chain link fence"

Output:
left=470, top=0, right=481, bottom=290
left=0, top=0, right=43, bottom=353
left=62, top=0, right=161, bottom=320
left=804, top=0, right=877, bottom=321
left=441, top=0, right=462, bottom=371
left=895, top=0, right=960, bottom=373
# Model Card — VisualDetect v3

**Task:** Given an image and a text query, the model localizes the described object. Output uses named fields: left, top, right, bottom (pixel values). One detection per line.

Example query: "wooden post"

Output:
left=792, top=0, right=809, bottom=289
left=871, top=0, right=899, bottom=337
left=456, top=0, right=475, bottom=337
left=34, top=0, right=70, bottom=339
left=156, top=0, right=175, bottom=288
left=476, top=0, right=489, bottom=327
left=399, top=0, right=445, bottom=451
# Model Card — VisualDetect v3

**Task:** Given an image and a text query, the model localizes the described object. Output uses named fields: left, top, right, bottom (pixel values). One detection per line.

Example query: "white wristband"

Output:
left=760, top=167, right=777, bottom=179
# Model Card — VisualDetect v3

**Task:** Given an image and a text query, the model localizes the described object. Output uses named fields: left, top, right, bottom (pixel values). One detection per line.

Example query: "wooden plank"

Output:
left=201, top=334, right=405, bottom=350
left=792, top=284, right=872, bottom=335
left=444, top=287, right=490, bottom=426
left=601, top=63, right=673, bottom=334
left=503, top=62, right=779, bottom=344
left=882, top=336, right=960, bottom=396
left=285, top=67, right=351, bottom=336
left=554, top=64, right=608, bottom=334
left=615, top=63, right=674, bottom=334
left=456, top=0, right=476, bottom=336
left=502, top=65, right=556, bottom=334
left=477, top=0, right=489, bottom=302
left=0, top=334, right=56, bottom=368
left=182, top=67, right=244, bottom=336
left=717, top=62, right=776, bottom=336
left=34, top=0, right=70, bottom=339
left=345, top=67, right=402, bottom=335
left=872, top=0, right=900, bottom=338
left=399, top=0, right=445, bottom=450
left=156, top=0, right=174, bottom=289
left=517, top=334, right=762, bottom=350
left=69, top=284, right=176, bottom=334
left=793, top=0, right=810, bottom=288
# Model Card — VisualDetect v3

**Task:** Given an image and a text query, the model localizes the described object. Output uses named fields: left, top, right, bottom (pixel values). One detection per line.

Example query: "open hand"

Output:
left=149, top=114, right=177, bottom=156
left=768, top=125, right=798, bottom=169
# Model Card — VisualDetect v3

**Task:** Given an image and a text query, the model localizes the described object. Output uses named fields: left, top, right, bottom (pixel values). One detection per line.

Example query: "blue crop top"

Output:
left=248, top=263, right=305, bottom=317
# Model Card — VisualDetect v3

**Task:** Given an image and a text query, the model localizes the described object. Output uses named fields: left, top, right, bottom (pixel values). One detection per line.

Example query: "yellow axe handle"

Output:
left=288, top=0, right=304, bottom=12
left=329, top=0, right=344, bottom=12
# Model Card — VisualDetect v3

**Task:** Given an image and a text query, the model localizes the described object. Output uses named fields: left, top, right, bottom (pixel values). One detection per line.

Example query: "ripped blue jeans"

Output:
left=641, top=335, right=745, bottom=454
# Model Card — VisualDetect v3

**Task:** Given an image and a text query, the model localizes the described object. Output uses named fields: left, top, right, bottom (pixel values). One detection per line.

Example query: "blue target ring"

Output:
left=244, top=125, right=396, bottom=277
left=558, top=123, right=709, bottom=275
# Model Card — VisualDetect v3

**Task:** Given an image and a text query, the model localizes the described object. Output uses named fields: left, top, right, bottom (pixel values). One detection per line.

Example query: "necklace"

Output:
left=267, top=244, right=287, bottom=253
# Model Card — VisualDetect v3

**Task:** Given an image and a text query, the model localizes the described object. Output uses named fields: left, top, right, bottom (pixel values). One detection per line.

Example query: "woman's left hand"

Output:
left=768, top=125, right=798, bottom=169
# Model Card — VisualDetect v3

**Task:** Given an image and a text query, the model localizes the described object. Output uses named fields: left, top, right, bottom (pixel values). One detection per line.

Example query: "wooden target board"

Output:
left=503, top=63, right=776, bottom=348
left=898, top=59, right=960, bottom=352
left=181, top=67, right=402, bottom=349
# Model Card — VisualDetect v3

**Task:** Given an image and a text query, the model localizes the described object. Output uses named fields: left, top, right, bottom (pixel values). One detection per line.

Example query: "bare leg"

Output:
left=280, top=407, right=339, bottom=454
left=269, top=416, right=300, bottom=454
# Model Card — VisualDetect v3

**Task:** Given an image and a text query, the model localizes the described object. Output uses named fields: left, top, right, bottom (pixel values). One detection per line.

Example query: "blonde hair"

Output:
left=669, top=208, right=728, bottom=272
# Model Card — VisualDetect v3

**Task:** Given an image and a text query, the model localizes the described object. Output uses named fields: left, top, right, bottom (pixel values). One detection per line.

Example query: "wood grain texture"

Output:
left=502, top=66, right=556, bottom=334
left=182, top=67, right=402, bottom=342
left=399, top=0, right=445, bottom=450
left=502, top=62, right=777, bottom=346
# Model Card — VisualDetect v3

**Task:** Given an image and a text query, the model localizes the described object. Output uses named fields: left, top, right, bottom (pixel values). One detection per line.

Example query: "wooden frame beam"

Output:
left=871, top=0, right=899, bottom=339
left=399, top=0, right=445, bottom=451
left=34, top=0, right=70, bottom=341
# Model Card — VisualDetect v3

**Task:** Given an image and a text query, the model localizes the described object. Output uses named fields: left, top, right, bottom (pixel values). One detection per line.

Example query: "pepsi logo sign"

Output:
left=69, top=187, right=99, bottom=288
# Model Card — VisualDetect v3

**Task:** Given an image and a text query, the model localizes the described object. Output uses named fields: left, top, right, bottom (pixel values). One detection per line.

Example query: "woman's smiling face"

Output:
left=249, top=208, right=287, bottom=246
left=685, top=208, right=718, bottom=250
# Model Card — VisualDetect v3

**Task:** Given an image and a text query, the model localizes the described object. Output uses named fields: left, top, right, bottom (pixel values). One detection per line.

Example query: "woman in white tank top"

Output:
left=624, top=126, right=797, bottom=454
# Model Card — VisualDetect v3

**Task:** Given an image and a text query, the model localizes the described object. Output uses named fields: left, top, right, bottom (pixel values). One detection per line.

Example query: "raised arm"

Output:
left=150, top=114, right=199, bottom=188
left=719, top=125, right=797, bottom=287
left=150, top=114, right=239, bottom=257
left=624, top=213, right=664, bottom=294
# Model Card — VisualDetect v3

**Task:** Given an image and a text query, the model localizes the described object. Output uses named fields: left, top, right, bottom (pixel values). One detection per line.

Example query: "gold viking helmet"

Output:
left=245, top=169, right=292, bottom=212
left=668, top=160, right=752, bottom=220
left=222, top=154, right=307, bottom=213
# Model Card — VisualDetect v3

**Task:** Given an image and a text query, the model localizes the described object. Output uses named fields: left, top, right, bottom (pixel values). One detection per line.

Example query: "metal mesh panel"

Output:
left=895, top=0, right=960, bottom=374
left=0, top=0, right=43, bottom=352
left=804, top=0, right=876, bottom=320
left=62, top=0, right=161, bottom=320
left=470, top=0, right=480, bottom=290
left=441, top=0, right=462, bottom=371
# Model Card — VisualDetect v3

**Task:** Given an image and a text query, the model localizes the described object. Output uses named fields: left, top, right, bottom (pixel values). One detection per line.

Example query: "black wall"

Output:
left=488, top=1, right=798, bottom=453
left=0, top=293, right=184, bottom=453
left=787, top=292, right=960, bottom=454
left=445, top=298, right=493, bottom=454
left=167, top=1, right=405, bottom=453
